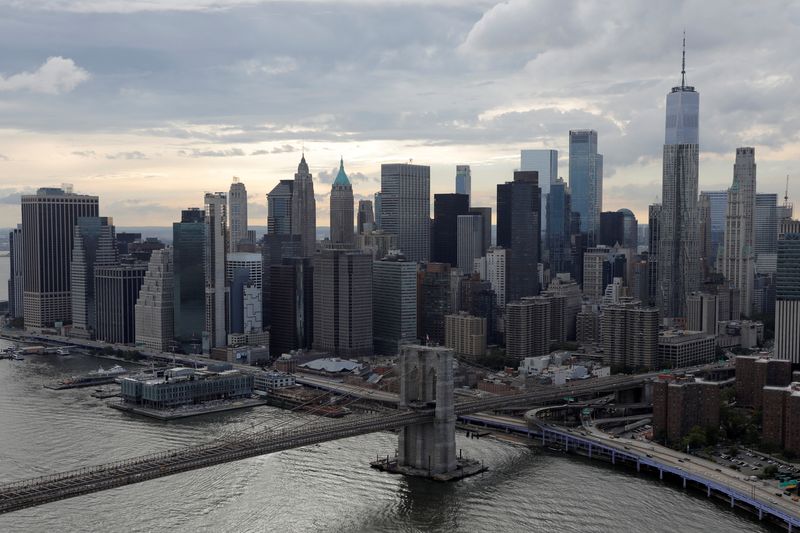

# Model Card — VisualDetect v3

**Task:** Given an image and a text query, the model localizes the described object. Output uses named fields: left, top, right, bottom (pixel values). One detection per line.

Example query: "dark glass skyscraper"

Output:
left=599, top=211, right=625, bottom=247
left=432, top=193, right=469, bottom=266
left=173, top=208, right=205, bottom=348
left=547, top=178, right=571, bottom=277
left=498, top=171, right=541, bottom=302
left=569, top=130, right=603, bottom=245
left=267, top=180, right=293, bottom=235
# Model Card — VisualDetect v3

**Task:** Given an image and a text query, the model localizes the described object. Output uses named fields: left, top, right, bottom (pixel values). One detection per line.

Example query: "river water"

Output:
left=0, top=339, right=769, bottom=532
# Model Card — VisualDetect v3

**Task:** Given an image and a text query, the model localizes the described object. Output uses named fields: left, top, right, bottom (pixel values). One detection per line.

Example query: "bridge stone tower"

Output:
left=397, top=344, right=457, bottom=475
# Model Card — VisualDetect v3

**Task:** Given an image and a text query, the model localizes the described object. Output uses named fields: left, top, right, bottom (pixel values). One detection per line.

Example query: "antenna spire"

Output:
left=785, top=174, right=790, bottom=207
left=681, top=30, right=686, bottom=88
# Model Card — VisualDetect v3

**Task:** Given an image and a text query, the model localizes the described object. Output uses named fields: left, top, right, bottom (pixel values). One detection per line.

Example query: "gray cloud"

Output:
left=0, top=154, right=8, bottom=161
left=0, top=56, right=90, bottom=94
left=106, top=150, right=147, bottom=160
left=178, top=148, right=246, bottom=158
left=71, top=150, right=96, bottom=157
left=0, top=187, right=37, bottom=204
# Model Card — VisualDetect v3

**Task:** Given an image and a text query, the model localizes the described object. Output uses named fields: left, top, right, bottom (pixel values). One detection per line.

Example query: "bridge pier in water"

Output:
left=371, top=344, right=486, bottom=481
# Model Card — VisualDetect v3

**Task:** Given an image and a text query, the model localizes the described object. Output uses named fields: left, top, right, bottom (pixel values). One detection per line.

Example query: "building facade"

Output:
left=228, top=178, right=248, bottom=252
left=373, top=254, right=418, bottom=355
left=204, top=193, right=229, bottom=351
left=775, top=220, right=800, bottom=362
left=330, top=158, right=354, bottom=245
left=291, top=155, right=317, bottom=257
left=445, top=312, right=486, bottom=359
left=601, top=299, right=659, bottom=370
left=455, top=164, right=471, bottom=201
left=70, top=217, right=118, bottom=339
left=432, top=193, right=469, bottom=266
left=457, top=215, right=483, bottom=274
left=568, top=130, right=603, bottom=245
left=22, top=187, right=99, bottom=329
left=521, top=149, right=558, bottom=235
left=505, top=296, right=550, bottom=360
left=95, top=263, right=147, bottom=344
left=312, top=248, right=373, bottom=357
left=135, top=248, right=174, bottom=351
left=498, top=171, right=541, bottom=301
left=357, top=199, right=375, bottom=234
left=8, top=226, right=23, bottom=319
left=267, top=180, right=293, bottom=235
left=380, top=163, right=430, bottom=262
left=657, top=59, right=701, bottom=319
left=172, top=208, right=205, bottom=348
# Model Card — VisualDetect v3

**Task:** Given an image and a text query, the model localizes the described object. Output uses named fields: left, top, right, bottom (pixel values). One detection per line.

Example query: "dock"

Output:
left=108, top=397, right=267, bottom=420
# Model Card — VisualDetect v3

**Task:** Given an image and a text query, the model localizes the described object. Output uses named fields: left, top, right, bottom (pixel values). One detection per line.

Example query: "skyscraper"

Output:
left=547, top=178, right=571, bottom=277
left=647, top=203, right=662, bottom=306
left=226, top=252, right=263, bottom=339
left=432, top=193, right=469, bottom=266
left=313, top=248, right=373, bottom=357
left=330, top=158, right=354, bottom=245
left=505, top=296, right=550, bottom=359
left=373, top=192, right=383, bottom=229
left=618, top=208, right=639, bottom=249
left=457, top=215, right=483, bottom=274
left=380, top=163, right=430, bottom=262
left=568, top=131, right=603, bottom=245
left=497, top=171, right=541, bottom=301
left=469, top=206, right=492, bottom=254
left=7, top=226, right=23, bottom=319
left=418, top=262, right=452, bottom=344
left=71, top=217, right=118, bottom=339
left=135, top=247, right=174, bottom=351
left=291, top=154, right=317, bottom=257
left=95, top=262, right=147, bottom=344
left=599, top=211, right=625, bottom=247
left=173, top=208, right=205, bottom=348
left=455, top=165, right=471, bottom=201
left=601, top=298, right=659, bottom=371
left=267, top=180, right=293, bottom=235
left=204, top=192, right=228, bottom=351
left=722, top=147, right=757, bottom=317
left=521, top=149, right=558, bottom=234
left=228, top=178, right=248, bottom=252
left=775, top=220, right=800, bottom=362
left=373, top=253, right=418, bottom=355
left=657, top=38, right=700, bottom=319
left=484, top=247, right=509, bottom=308
left=21, top=187, right=99, bottom=330
left=755, top=193, right=779, bottom=273
left=268, top=257, right=313, bottom=357
left=701, top=190, right=727, bottom=269
left=357, top=199, right=375, bottom=234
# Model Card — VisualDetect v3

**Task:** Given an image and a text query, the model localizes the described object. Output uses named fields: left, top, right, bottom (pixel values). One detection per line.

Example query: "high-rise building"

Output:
left=497, top=171, right=541, bottom=302
left=647, top=204, right=661, bottom=307
left=267, top=180, right=293, bottom=235
left=228, top=178, right=248, bottom=252
left=373, top=192, right=383, bottom=230
left=457, top=215, right=483, bottom=274
left=445, top=312, right=486, bottom=359
left=521, top=149, right=558, bottom=235
left=618, top=209, right=638, bottom=250
left=291, top=154, right=317, bottom=257
left=653, top=376, right=721, bottom=444
left=701, top=190, right=728, bottom=269
left=775, top=219, right=800, bottom=362
left=432, top=193, right=469, bottom=266
left=505, top=296, right=550, bottom=359
left=755, top=193, right=779, bottom=274
left=8, top=226, right=23, bottom=319
left=70, top=217, right=118, bottom=339
left=330, top=158, right=354, bottom=245
left=582, top=246, right=610, bottom=301
left=418, top=262, right=452, bottom=344
left=483, top=247, right=509, bottom=308
left=658, top=330, right=716, bottom=369
left=313, top=248, right=373, bottom=357
left=547, top=178, right=572, bottom=277
left=380, top=163, right=430, bottom=262
left=657, top=40, right=700, bottom=319
left=135, top=248, right=174, bottom=351
left=698, top=192, right=713, bottom=279
left=95, top=262, right=147, bottom=344
left=373, top=253, right=418, bottom=355
left=357, top=200, right=375, bottom=235
left=542, top=274, right=582, bottom=340
left=601, top=298, right=659, bottom=370
left=21, top=187, right=99, bottom=329
left=469, top=206, right=492, bottom=254
left=203, top=193, right=228, bottom=351
left=722, top=147, right=757, bottom=317
left=172, top=208, right=205, bottom=348
left=226, top=252, right=263, bottom=339
left=568, top=131, right=603, bottom=245
left=268, top=257, right=313, bottom=357
left=599, top=211, right=625, bottom=247
left=455, top=165, right=471, bottom=201
left=686, top=291, right=717, bottom=335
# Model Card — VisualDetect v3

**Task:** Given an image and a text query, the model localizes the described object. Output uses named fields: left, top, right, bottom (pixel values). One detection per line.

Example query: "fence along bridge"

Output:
left=0, top=350, right=652, bottom=514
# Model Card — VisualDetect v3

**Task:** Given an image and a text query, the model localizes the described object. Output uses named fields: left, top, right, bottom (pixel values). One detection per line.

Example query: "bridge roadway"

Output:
left=0, top=372, right=667, bottom=514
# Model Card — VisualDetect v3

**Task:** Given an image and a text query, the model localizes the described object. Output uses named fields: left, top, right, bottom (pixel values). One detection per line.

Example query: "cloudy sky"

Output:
left=0, top=0, right=798, bottom=228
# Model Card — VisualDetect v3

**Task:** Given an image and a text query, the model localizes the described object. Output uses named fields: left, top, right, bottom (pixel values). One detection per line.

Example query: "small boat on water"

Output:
left=55, top=348, right=70, bottom=356
left=11, top=352, right=24, bottom=361
left=88, top=364, right=126, bottom=377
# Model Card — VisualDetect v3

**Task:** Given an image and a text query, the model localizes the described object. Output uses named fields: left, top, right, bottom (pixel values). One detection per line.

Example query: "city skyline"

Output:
left=1, top=2, right=800, bottom=227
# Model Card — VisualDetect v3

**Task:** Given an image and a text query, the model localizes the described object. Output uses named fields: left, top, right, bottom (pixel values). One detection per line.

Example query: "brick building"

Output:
left=735, top=355, right=793, bottom=409
left=653, top=376, right=721, bottom=444
left=762, top=384, right=800, bottom=455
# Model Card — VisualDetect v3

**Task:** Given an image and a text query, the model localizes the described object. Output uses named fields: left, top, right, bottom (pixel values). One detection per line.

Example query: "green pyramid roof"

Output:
left=333, top=158, right=351, bottom=187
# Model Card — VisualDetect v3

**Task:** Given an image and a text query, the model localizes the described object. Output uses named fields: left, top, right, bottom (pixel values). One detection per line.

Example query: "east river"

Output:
left=0, top=339, right=770, bottom=532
